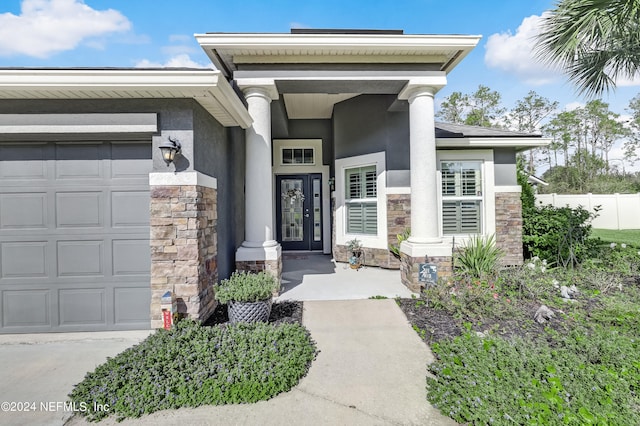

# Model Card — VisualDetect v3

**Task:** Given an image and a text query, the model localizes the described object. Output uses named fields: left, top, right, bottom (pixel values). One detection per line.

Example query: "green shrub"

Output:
left=389, top=228, right=410, bottom=258
left=69, top=321, right=317, bottom=422
left=496, top=257, right=558, bottom=301
left=454, top=234, right=503, bottom=282
left=523, top=204, right=599, bottom=267
left=214, top=271, right=279, bottom=304
left=427, top=330, right=640, bottom=425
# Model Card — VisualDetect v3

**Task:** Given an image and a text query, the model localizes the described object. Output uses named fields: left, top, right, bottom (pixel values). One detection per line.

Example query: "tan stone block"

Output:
left=150, top=202, right=172, bottom=218
left=151, top=186, right=181, bottom=199
left=151, top=252, right=177, bottom=261
left=151, top=276, right=168, bottom=285
left=163, top=245, right=178, bottom=253
left=177, top=245, right=199, bottom=260
left=174, top=283, right=199, bottom=297
left=150, top=217, right=175, bottom=226
left=173, top=260, right=198, bottom=277
left=151, top=262, right=175, bottom=277
left=151, top=225, right=175, bottom=240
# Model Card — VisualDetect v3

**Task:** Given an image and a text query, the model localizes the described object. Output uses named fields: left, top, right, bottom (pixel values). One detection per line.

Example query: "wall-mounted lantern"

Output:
left=328, top=177, right=335, bottom=191
left=159, top=136, right=181, bottom=166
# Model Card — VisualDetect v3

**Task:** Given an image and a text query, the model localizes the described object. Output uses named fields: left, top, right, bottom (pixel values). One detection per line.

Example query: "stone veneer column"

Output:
left=495, top=189, right=524, bottom=265
left=398, top=81, right=453, bottom=291
left=235, top=81, right=282, bottom=285
left=149, top=172, right=218, bottom=329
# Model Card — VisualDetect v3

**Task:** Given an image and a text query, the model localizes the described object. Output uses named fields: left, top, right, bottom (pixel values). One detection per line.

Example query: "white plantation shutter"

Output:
left=346, top=165, right=377, bottom=235
left=441, top=162, right=483, bottom=235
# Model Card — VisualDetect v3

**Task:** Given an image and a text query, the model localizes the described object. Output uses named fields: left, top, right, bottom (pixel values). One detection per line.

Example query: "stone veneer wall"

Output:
left=235, top=257, right=283, bottom=295
left=332, top=194, right=412, bottom=269
left=400, top=254, right=453, bottom=292
left=495, top=191, right=524, bottom=266
left=150, top=185, right=217, bottom=329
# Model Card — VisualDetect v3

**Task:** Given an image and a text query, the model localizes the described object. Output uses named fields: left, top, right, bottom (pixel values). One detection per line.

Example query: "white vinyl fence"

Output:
left=535, top=193, right=640, bottom=230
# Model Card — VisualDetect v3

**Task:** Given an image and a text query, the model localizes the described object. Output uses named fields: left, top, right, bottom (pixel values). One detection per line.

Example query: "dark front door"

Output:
left=276, top=174, right=323, bottom=251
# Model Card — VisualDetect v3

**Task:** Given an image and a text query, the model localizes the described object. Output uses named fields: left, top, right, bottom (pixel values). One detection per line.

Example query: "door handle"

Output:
left=304, top=213, right=310, bottom=218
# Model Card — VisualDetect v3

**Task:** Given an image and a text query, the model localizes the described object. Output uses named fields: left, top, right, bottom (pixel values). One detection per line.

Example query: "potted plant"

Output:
left=213, top=271, right=279, bottom=323
left=346, top=238, right=363, bottom=269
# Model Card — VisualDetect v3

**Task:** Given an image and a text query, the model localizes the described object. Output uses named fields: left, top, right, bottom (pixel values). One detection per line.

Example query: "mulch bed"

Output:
left=203, top=300, right=304, bottom=326
left=397, top=296, right=576, bottom=345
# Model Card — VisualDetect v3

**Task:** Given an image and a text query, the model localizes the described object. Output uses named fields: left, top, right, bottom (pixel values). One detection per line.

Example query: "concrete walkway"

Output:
left=278, top=254, right=415, bottom=301
left=1, top=300, right=454, bottom=426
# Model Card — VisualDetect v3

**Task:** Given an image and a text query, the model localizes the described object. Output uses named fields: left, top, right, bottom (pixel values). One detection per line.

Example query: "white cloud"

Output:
left=613, top=73, right=640, bottom=88
left=564, top=102, right=585, bottom=112
left=290, top=22, right=310, bottom=29
left=135, top=54, right=212, bottom=69
left=169, top=34, right=192, bottom=43
left=485, top=13, right=560, bottom=85
left=0, top=0, right=131, bottom=58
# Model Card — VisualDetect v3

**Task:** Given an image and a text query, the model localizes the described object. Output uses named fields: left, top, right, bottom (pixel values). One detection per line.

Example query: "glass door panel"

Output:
left=281, top=178, right=304, bottom=242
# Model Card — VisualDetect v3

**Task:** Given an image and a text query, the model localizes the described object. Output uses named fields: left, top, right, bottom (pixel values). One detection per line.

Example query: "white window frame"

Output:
left=345, top=165, right=378, bottom=235
left=441, top=160, right=483, bottom=234
left=335, top=151, right=387, bottom=249
left=280, top=147, right=315, bottom=166
left=436, top=150, right=496, bottom=241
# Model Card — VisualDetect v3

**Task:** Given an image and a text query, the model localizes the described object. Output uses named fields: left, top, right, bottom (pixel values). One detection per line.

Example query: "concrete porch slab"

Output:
left=277, top=254, right=416, bottom=301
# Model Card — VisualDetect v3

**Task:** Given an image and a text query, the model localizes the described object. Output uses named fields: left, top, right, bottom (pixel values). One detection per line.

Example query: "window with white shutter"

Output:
left=345, top=165, right=377, bottom=234
left=441, top=161, right=482, bottom=234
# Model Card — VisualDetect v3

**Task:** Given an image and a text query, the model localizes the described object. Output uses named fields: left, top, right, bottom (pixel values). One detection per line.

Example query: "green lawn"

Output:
left=592, top=228, right=640, bottom=247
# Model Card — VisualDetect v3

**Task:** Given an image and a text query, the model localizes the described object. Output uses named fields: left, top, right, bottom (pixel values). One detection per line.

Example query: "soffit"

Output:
left=196, top=33, right=481, bottom=78
left=283, top=93, right=358, bottom=119
left=0, top=69, right=252, bottom=129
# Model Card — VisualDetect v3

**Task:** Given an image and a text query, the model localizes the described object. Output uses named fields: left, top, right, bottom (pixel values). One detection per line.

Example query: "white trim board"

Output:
left=149, top=171, right=217, bottom=189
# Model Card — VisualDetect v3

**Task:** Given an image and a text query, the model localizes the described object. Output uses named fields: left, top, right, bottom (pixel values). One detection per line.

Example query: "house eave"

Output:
left=195, top=33, right=481, bottom=78
left=0, top=69, right=252, bottom=129
left=436, top=137, right=551, bottom=151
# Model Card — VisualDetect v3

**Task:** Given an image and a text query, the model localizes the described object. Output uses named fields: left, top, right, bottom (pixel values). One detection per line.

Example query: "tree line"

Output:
left=436, top=86, right=640, bottom=193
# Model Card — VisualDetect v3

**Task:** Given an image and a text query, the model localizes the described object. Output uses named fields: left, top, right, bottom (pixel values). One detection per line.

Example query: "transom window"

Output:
left=282, top=148, right=314, bottom=165
left=441, top=161, right=483, bottom=234
left=345, top=165, right=377, bottom=235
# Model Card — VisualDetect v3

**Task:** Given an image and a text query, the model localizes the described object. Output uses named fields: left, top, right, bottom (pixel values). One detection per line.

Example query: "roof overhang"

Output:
left=0, top=69, right=252, bottom=129
left=436, top=136, right=551, bottom=151
left=195, top=32, right=481, bottom=78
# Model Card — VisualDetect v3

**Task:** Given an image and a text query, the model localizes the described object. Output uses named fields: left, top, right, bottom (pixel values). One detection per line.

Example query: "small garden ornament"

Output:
left=346, top=238, right=363, bottom=269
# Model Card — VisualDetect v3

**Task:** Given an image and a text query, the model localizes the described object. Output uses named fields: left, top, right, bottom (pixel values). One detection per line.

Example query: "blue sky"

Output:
left=1, top=0, right=639, bottom=124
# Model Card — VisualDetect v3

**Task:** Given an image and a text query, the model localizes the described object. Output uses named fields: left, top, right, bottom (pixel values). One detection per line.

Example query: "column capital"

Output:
left=397, top=76, right=447, bottom=100
left=236, top=78, right=279, bottom=101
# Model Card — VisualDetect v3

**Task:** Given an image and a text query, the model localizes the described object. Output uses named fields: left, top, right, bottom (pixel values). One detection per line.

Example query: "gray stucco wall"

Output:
left=333, top=94, right=409, bottom=175
left=494, top=148, right=518, bottom=186
left=192, top=104, right=245, bottom=280
left=0, top=98, right=245, bottom=281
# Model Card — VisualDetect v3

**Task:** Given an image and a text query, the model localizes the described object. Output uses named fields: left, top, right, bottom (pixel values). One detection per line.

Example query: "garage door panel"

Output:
left=1, top=140, right=151, bottom=333
left=1, top=241, right=48, bottom=278
left=58, top=288, right=106, bottom=326
left=2, top=290, right=50, bottom=327
left=56, top=191, right=103, bottom=228
left=57, top=240, right=104, bottom=277
left=55, top=144, right=103, bottom=179
left=114, top=287, right=151, bottom=324
left=113, top=239, right=151, bottom=276
left=0, top=193, right=47, bottom=229
left=112, top=191, right=150, bottom=227
left=0, top=144, right=47, bottom=179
